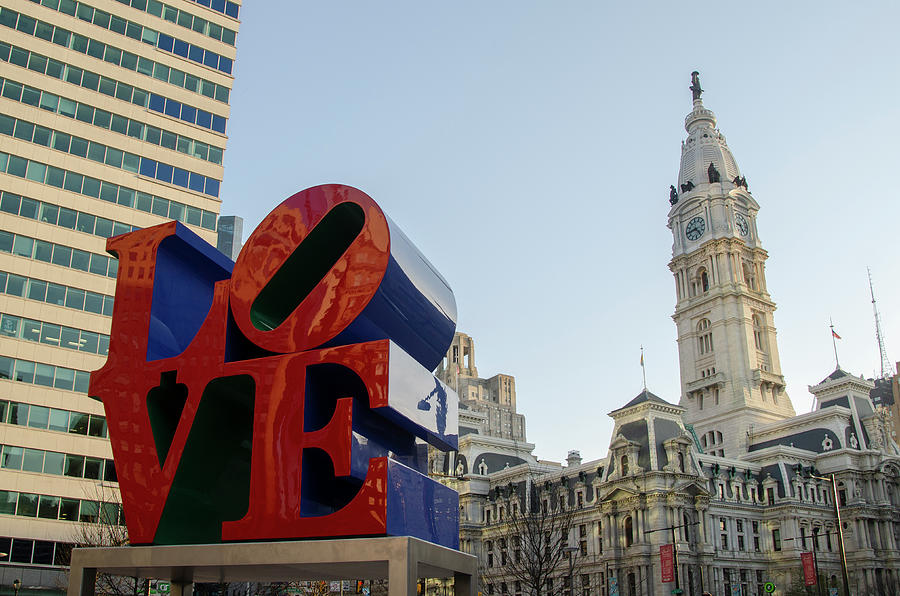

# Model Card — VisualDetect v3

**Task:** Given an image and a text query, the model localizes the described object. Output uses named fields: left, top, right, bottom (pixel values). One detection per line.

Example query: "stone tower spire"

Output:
left=667, top=73, right=795, bottom=458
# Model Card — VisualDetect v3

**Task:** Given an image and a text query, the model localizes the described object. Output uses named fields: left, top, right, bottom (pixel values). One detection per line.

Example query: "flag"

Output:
left=832, top=329, right=841, bottom=340
left=640, top=352, right=644, bottom=366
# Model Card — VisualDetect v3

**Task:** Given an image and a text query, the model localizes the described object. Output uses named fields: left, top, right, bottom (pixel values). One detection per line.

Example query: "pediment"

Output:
left=598, top=485, right=641, bottom=501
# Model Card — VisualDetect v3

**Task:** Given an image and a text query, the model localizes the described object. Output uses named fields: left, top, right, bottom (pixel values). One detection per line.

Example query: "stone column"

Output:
left=696, top=503, right=708, bottom=546
left=857, top=519, right=869, bottom=549
left=874, top=520, right=884, bottom=550
left=605, top=513, right=612, bottom=549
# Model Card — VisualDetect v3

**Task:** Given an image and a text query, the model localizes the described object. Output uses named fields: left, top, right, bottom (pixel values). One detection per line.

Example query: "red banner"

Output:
left=801, top=552, right=817, bottom=586
left=660, top=544, right=674, bottom=582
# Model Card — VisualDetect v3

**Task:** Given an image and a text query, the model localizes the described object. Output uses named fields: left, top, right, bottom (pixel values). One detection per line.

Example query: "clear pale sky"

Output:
left=220, top=2, right=900, bottom=463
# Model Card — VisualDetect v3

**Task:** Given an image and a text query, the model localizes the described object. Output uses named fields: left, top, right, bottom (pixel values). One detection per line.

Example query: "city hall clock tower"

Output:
left=668, top=73, right=795, bottom=457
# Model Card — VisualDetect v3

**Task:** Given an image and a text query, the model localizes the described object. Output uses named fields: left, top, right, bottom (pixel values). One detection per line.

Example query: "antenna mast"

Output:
left=868, top=267, right=894, bottom=378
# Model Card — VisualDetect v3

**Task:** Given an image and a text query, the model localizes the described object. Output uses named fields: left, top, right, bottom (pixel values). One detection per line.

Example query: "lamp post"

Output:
left=563, top=545, right=578, bottom=596
left=644, top=521, right=698, bottom=595
left=801, top=466, right=851, bottom=596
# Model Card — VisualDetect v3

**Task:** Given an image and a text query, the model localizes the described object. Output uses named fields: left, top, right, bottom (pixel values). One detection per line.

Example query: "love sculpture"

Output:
left=90, top=185, right=460, bottom=548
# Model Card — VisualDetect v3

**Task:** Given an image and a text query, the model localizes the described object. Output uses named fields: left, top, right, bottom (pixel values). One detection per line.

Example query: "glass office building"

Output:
left=0, top=0, right=240, bottom=590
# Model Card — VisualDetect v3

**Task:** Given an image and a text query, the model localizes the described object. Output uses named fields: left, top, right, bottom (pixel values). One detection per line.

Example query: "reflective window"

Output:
left=0, top=356, right=90, bottom=395
left=0, top=150, right=217, bottom=230
left=0, top=41, right=228, bottom=135
left=0, top=112, right=220, bottom=197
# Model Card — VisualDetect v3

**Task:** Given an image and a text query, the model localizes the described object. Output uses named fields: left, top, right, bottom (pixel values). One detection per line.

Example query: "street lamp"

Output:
left=645, top=519, right=700, bottom=595
left=563, top=545, right=578, bottom=596
left=798, top=465, right=851, bottom=596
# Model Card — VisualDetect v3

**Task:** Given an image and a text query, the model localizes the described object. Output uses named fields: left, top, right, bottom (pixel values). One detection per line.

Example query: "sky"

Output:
left=220, top=2, right=900, bottom=463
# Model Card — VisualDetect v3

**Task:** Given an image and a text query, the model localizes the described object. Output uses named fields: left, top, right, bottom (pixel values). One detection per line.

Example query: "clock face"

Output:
left=735, top=213, right=749, bottom=237
left=685, top=216, right=706, bottom=241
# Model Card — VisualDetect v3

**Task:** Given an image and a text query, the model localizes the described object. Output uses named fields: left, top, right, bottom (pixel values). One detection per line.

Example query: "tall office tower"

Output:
left=0, top=0, right=240, bottom=589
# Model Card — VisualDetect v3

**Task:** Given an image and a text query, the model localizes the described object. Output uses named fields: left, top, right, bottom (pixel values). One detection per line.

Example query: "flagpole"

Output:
left=830, top=318, right=840, bottom=369
left=640, top=345, right=647, bottom=390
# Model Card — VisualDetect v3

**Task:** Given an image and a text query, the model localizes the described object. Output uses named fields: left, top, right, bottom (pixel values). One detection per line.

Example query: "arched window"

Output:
left=621, top=455, right=629, bottom=477
left=752, top=314, right=765, bottom=351
left=624, top=516, right=633, bottom=547
left=692, top=267, right=710, bottom=294
left=697, top=319, right=714, bottom=354
left=691, top=268, right=710, bottom=296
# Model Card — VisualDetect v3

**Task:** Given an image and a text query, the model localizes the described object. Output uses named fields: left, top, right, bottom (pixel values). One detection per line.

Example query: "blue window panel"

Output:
left=203, top=51, right=219, bottom=70
left=188, top=45, right=203, bottom=64
left=188, top=172, right=205, bottom=193
left=211, top=115, right=226, bottom=134
left=155, top=162, right=173, bottom=184
left=157, top=33, right=174, bottom=53
left=197, top=0, right=211, bottom=7
left=225, top=2, right=239, bottom=18
left=204, top=178, right=219, bottom=198
left=173, top=39, right=189, bottom=58
left=212, top=0, right=226, bottom=11
left=172, top=167, right=189, bottom=188
left=180, top=104, right=196, bottom=123
left=148, top=93, right=165, bottom=113
left=139, top=157, right=157, bottom=178
left=164, top=98, right=181, bottom=118
left=219, top=57, right=232, bottom=75
left=196, top=110, right=211, bottom=129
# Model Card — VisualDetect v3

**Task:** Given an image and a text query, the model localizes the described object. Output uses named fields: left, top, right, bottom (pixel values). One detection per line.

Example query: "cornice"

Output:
left=609, top=400, right=685, bottom=419
left=749, top=406, right=852, bottom=441
left=669, top=238, right=769, bottom=268
left=809, top=373, right=875, bottom=395
left=673, top=289, right=776, bottom=318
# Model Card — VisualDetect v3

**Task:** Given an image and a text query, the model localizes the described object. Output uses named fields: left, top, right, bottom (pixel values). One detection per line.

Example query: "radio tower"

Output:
left=868, top=267, right=894, bottom=378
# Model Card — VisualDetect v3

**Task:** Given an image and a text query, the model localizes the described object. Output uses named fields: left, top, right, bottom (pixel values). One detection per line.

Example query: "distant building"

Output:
left=215, top=214, right=242, bottom=261
left=450, top=76, right=900, bottom=596
left=437, top=332, right=526, bottom=442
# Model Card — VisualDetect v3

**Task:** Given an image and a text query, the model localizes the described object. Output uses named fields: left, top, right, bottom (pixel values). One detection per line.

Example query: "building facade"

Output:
left=0, top=0, right=240, bottom=591
left=452, top=76, right=900, bottom=596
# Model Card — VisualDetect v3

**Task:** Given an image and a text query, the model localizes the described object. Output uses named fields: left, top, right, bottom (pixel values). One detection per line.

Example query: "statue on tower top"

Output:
left=690, top=71, right=703, bottom=101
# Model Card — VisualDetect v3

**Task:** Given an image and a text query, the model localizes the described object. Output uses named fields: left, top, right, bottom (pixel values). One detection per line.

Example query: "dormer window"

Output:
left=621, top=455, right=629, bottom=476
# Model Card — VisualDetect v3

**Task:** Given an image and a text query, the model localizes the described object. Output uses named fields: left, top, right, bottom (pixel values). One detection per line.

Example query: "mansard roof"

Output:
left=621, top=389, right=671, bottom=409
left=820, top=367, right=851, bottom=384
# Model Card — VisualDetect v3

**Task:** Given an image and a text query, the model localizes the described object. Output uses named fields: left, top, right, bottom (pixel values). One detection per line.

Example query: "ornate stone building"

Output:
left=448, top=75, right=900, bottom=596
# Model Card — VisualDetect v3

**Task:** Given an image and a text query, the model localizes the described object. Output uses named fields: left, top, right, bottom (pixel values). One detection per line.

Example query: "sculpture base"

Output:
left=68, top=537, right=476, bottom=596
